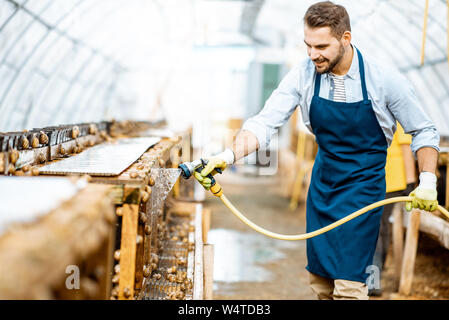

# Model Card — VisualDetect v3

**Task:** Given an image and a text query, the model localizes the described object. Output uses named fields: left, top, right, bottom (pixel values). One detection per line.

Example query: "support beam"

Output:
left=392, top=204, right=404, bottom=286
left=399, top=209, right=421, bottom=295
left=118, top=204, right=139, bottom=300
left=203, top=244, right=214, bottom=300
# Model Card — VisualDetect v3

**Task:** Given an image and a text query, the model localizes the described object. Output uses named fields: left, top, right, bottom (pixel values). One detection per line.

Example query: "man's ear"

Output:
left=341, top=31, right=352, bottom=46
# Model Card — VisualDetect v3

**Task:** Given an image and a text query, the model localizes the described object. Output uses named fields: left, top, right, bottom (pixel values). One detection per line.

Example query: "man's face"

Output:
left=304, top=25, right=345, bottom=74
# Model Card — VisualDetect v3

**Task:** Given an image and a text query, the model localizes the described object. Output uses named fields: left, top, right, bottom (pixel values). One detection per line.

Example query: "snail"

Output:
left=130, top=172, right=138, bottom=179
left=89, top=124, right=98, bottom=135
left=114, top=264, right=120, bottom=274
left=72, top=126, right=80, bottom=139
left=22, top=165, right=31, bottom=173
left=14, top=170, right=24, bottom=176
left=21, top=136, right=29, bottom=149
left=7, top=164, right=15, bottom=175
left=123, top=287, right=131, bottom=298
left=9, top=150, right=19, bottom=165
left=144, top=224, right=152, bottom=235
left=176, top=258, right=187, bottom=267
left=81, top=174, right=92, bottom=183
left=150, top=253, right=159, bottom=264
left=141, top=191, right=150, bottom=203
left=59, top=145, right=66, bottom=156
left=152, top=273, right=162, bottom=280
left=39, top=131, right=49, bottom=144
left=184, top=279, right=193, bottom=289
left=166, top=274, right=176, bottom=282
left=114, top=250, right=120, bottom=261
left=37, top=154, right=46, bottom=164
left=176, top=291, right=185, bottom=300
left=139, top=212, right=147, bottom=224
left=111, top=286, right=119, bottom=298
left=167, top=292, right=178, bottom=300
left=116, top=208, right=123, bottom=217
left=136, top=235, right=143, bottom=245
left=31, top=167, right=40, bottom=176
left=143, top=265, right=151, bottom=278
left=31, top=135, right=39, bottom=148
left=149, top=177, right=155, bottom=187
left=137, top=164, right=144, bottom=171
left=167, top=266, right=177, bottom=274
left=112, top=274, right=120, bottom=284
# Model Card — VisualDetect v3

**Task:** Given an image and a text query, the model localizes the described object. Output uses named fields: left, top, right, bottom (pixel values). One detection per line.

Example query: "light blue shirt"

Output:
left=242, top=46, right=440, bottom=155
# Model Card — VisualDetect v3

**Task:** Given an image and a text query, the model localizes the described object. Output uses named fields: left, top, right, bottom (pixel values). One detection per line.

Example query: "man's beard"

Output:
left=314, top=44, right=345, bottom=74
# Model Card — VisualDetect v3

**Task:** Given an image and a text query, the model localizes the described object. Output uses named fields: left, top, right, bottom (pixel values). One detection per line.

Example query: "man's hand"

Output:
left=405, top=172, right=438, bottom=212
left=193, top=149, right=235, bottom=190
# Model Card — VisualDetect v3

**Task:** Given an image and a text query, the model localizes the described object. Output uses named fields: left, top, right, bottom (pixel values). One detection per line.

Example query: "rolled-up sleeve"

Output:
left=385, top=70, right=440, bottom=155
left=242, top=65, right=301, bottom=149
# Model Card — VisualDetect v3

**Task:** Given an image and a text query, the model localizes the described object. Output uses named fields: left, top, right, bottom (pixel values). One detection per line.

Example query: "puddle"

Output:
left=208, top=228, right=301, bottom=283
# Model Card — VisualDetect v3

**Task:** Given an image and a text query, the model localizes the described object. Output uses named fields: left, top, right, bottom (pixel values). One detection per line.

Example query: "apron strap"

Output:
left=356, top=48, right=370, bottom=104
left=313, top=71, right=322, bottom=97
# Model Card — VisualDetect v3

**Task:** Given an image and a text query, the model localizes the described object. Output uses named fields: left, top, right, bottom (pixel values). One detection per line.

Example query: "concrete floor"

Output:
left=203, top=170, right=316, bottom=300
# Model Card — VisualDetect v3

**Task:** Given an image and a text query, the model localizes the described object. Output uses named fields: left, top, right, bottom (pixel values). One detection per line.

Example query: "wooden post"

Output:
left=202, top=208, right=211, bottom=244
left=193, top=204, right=204, bottom=300
left=398, top=209, right=421, bottom=295
left=445, top=158, right=449, bottom=209
left=203, top=244, right=214, bottom=300
left=118, top=204, right=139, bottom=300
left=134, top=223, right=145, bottom=292
left=392, top=204, right=404, bottom=285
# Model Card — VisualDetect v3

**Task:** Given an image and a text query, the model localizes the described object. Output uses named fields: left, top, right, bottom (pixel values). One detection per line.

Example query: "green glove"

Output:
left=405, top=172, right=438, bottom=212
left=193, top=149, right=235, bottom=190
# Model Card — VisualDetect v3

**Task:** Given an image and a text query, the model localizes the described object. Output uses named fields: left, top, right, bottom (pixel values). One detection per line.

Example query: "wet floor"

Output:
left=203, top=171, right=316, bottom=300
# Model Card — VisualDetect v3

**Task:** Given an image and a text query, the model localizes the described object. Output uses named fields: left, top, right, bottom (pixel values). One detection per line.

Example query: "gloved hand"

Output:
left=405, top=172, right=438, bottom=212
left=194, top=149, right=235, bottom=190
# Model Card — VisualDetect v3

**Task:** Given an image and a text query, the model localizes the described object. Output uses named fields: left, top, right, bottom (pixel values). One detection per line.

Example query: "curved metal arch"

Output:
left=2, top=0, right=130, bottom=130
left=388, top=0, right=447, bottom=58
left=50, top=0, right=172, bottom=124
left=0, top=0, right=21, bottom=31
left=0, top=0, right=90, bottom=130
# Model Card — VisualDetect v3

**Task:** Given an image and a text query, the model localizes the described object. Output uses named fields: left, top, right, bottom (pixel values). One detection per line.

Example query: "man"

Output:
left=194, top=1, right=440, bottom=300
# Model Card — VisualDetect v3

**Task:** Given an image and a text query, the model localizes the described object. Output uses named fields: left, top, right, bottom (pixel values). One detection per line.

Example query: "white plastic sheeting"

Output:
left=0, top=0, right=447, bottom=137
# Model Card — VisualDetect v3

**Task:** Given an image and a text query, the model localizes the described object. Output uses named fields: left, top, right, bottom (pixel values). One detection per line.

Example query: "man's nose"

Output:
left=309, top=48, right=320, bottom=61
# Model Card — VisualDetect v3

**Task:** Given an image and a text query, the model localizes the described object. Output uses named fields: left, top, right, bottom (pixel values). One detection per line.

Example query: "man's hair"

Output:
left=304, top=1, right=351, bottom=38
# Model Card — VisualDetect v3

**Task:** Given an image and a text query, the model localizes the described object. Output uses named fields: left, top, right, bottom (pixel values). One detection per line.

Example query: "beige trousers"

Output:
left=309, top=272, right=369, bottom=300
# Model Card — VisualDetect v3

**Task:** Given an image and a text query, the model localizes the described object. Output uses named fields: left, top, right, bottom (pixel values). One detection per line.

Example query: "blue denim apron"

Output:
left=306, top=49, right=388, bottom=283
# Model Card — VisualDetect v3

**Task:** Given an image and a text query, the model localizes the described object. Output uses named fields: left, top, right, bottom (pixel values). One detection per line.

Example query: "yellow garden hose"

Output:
left=218, top=194, right=449, bottom=241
